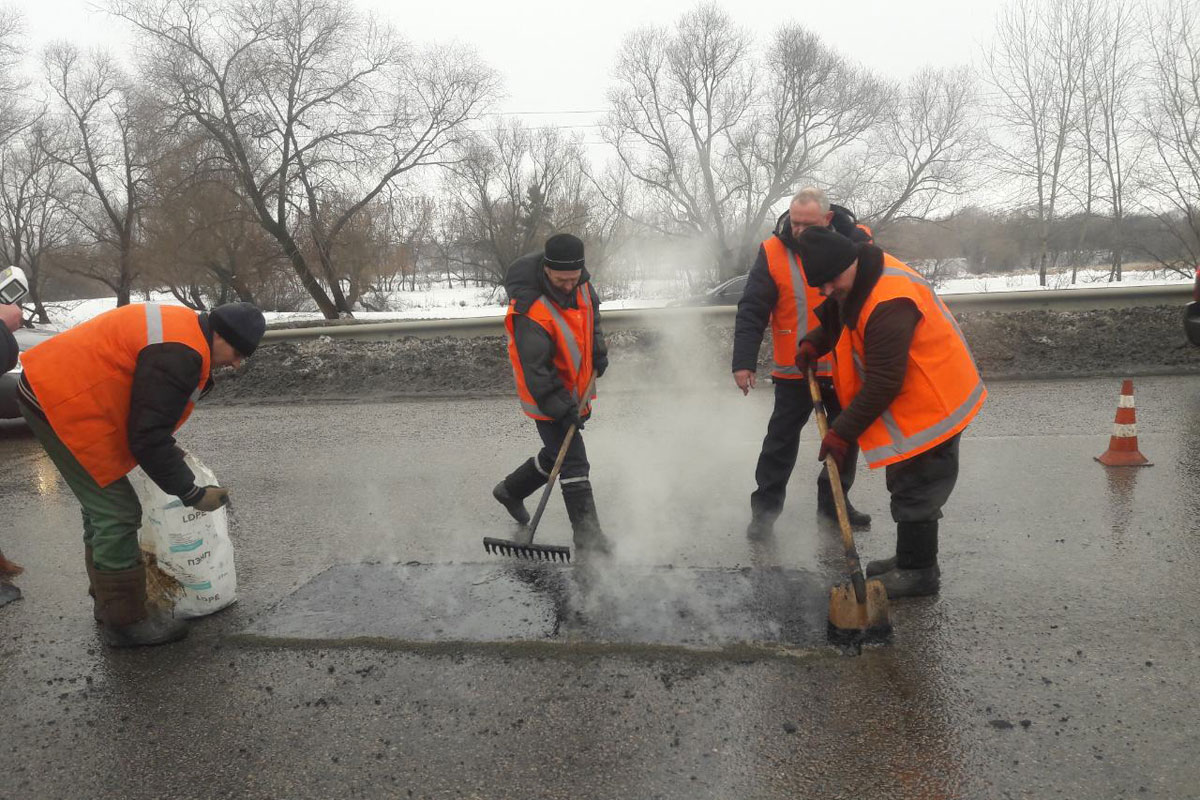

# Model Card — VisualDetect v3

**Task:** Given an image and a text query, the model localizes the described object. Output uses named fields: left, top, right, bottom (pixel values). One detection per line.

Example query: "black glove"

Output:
left=559, top=408, right=585, bottom=431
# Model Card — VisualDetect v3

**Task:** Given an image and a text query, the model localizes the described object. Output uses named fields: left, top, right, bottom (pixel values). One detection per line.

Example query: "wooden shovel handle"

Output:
left=806, top=370, right=868, bottom=605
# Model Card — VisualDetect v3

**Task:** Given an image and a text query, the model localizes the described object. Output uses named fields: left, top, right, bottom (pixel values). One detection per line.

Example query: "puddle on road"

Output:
left=238, top=562, right=832, bottom=653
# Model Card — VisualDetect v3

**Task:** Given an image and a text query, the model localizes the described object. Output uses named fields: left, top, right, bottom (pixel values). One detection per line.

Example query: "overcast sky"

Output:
left=19, top=0, right=1010, bottom=139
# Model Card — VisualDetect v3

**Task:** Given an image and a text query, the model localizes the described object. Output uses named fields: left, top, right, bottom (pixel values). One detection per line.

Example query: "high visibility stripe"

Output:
left=880, top=266, right=982, bottom=373
left=1118, top=395, right=1135, bottom=408
left=862, top=379, right=986, bottom=464
left=1112, top=423, right=1138, bottom=437
left=145, top=304, right=164, bottom=345
left=559, top=475, right=589, bottom=484
left=521, top=399, right=543, bottom=416
left=772, top=362, right=833, bottom=377
left=189, top=387, right=202, bottom=404
left=535, top=297, right=583, bottom=377
left=533, top=456, right=550, bottom=476
left=787, top=250, right=808, bottom=330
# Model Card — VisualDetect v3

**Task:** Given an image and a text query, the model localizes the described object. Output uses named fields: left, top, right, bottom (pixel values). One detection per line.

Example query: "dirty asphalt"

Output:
left=1, top=375, right=1198, bottom=799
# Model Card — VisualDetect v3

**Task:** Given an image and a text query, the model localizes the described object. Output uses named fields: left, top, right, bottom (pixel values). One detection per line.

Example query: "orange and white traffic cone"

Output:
left=1095, top=380, right=1152, bottom=466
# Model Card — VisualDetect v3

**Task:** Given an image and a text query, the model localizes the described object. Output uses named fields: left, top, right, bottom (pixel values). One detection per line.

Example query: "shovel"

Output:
left=483, top=376, right=597, bottom=563
left=806, top=369, right=893, bottom=645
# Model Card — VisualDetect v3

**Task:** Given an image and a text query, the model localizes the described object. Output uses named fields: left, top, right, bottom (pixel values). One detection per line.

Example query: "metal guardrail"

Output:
left=261, top=283, right=1193, bottom=343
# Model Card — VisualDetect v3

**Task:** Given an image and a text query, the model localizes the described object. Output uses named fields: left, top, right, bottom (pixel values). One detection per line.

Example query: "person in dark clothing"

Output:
left=18, top=301, right=267, bottom=645
left=1, top=303, right=25, bottom=607
left=732, top=187, right=873, bottom=539
left=493, top=233, right=613, bottom=555
left=795, top=226, right=986, bottom=597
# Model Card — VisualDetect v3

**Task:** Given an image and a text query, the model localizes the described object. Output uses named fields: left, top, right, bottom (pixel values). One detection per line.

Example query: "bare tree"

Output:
left=985, top=0, right=1088, bottom=285
left=112, top=0, right=498, bottom=319
left=838, top=66, right=984, bottom=235
left=41, top=44, right=156, bottom=305
left=605, top=5, right=887, bottom=279
left=447, top=120, right=592, bottom=286
left=1141, top=0, right=1200, bottom=277
left=0, top=126, right=75, bottom=322
left=1085, top=0, right=1143, bottom=281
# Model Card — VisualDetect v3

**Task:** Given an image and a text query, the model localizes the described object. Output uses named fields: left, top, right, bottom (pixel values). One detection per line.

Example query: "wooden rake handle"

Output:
left=526, top=375, right=598, bottom=537
left=806, top=369, right=869, bottom=606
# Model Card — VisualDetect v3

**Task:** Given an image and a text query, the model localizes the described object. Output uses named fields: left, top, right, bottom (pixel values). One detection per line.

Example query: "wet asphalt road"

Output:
left=1, top=375, right=1198, bottom=799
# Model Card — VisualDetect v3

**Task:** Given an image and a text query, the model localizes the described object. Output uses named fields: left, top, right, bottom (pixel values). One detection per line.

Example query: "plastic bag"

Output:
left=129, top=454, right=237, bottom=618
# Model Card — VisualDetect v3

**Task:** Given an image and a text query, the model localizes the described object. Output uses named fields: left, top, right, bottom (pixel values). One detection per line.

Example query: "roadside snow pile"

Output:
left=209, top=305, right=1199, bottom=402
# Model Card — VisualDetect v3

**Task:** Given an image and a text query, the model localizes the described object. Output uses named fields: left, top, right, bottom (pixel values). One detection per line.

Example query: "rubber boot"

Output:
left=562, top=480, right=613, bottom=556
left=493, top=458, right=548, bottom=525
left=817, top=484, right=871, bottom=529
left=93, top=564, right=188, bottom=648
left=746, top=497, right=779, bottom=540
left=85, top=545, right=101, bottom=622
left=869, top=521, right=940, bottom=598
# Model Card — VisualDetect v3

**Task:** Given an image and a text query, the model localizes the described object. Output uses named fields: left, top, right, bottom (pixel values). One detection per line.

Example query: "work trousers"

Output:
left=751, top=377, right=857, bottom=518
left=20, top=399, right=144, bottom=571
left=885, top=433, right=962, bottom=524
left=534, top=418, right=591, bottom=482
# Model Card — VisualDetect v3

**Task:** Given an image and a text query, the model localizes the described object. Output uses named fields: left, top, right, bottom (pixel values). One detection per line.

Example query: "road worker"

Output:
left=732, top=187, right=873, bottom=539
left=492, top=233, right=612, bottom=555
left=1, top=302, right=24, bottom=607
left=17, top=301, right=266, bottom=644
left=794, top=226, right=987, bottom=597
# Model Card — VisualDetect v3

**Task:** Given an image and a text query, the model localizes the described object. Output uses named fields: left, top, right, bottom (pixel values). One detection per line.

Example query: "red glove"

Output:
left=817, top=430, right=852, bottom=472
left=795, top=340, right=820, bottom=376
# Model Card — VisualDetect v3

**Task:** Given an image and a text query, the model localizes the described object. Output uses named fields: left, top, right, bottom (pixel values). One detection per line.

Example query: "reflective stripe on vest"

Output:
left=834, top=257, right=985, bottom=468
left=763, top=237, right=832, bottom=379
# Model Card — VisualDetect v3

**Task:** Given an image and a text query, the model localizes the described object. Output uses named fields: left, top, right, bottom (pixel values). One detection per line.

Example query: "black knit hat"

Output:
left=543, top=233, right=585, bottom=271
left=209, top=301, right=266, bottom=357
left=797, top=226, right=859, bottom=287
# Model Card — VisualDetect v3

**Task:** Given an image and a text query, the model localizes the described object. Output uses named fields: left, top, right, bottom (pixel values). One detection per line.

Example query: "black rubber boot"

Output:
left=94, top=564, right=189, bottom=648
left=562, top=480, right=613, bottom=556
left=817, top=485, right=871, bottom=529
left=493, top=458, right=548, bottom=525
left=746, top=514, right=776, bottom=540
left=870, top=521, right=940, bottom=598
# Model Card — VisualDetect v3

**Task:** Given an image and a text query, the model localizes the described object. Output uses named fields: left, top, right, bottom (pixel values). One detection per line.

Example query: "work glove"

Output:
left=191, top=486, right=230, bottom=512
left=560, top=408, right=586, bottom=432
left=795, top=340, right=820, bottom=377
left=817, top=430, right=852, bottom=473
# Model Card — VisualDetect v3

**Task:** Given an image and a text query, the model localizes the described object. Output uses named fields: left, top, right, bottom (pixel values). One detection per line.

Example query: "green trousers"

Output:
left=20, top=400, right=143, bottom=571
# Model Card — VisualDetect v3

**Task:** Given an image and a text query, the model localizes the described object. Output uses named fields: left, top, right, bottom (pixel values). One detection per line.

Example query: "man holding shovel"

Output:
left=794, top=226, right=986, bottom=597
left=17, top=301, right=266, bottom=645
left=492, top=233, right=613, bottom=556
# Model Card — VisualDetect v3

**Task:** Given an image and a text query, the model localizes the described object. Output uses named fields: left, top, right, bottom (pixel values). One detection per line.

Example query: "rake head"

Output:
left=483, top=537, right=572, bottom=563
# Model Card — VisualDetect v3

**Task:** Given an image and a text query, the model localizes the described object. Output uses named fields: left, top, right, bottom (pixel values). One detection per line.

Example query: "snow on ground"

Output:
left=28, top=266, right=1195, bottom=331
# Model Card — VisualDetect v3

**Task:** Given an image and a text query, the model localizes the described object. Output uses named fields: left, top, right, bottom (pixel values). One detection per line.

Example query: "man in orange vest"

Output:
left=733, top=187, right=873, bottom=539
left=794, top=226, right=986, bottom=597
left=1, top=302, right=25, bottom=607
left=493, top=233, right=612, bottom=555
left=17, top=301, right=266, bottom=644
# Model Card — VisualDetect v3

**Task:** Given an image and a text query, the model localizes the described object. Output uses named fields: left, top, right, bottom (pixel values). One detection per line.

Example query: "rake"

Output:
left=483, top=377, right=596, bottom=563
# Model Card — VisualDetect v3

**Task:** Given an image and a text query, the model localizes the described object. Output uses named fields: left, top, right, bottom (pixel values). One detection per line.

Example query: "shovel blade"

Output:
left=827, top=578, right=892, bottom=645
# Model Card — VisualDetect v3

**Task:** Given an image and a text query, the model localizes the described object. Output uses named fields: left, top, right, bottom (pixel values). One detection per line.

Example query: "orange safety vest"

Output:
left=832, top=255, right=986, bottom=468
left=506, top=285, right=595, bottom=420
left=21, top=304, right=212, bottom=487
left=763, top=236, right=832, bottom=379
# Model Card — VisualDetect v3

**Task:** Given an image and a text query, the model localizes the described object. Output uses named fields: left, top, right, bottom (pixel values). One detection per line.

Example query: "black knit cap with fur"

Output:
left=209, top=301, right=266, bottom=357
left=543, top=233, right=585, bottom=271
left=797, top=225, right=859, bottom=287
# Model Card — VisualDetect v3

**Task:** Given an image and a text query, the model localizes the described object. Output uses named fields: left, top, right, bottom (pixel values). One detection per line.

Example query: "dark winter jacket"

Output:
left=19, top=313, right=216, bottom=505
left=0, top=324, right=15, bottom=374
left=505, top=251, right=608, bottom=422
left=801, top=244, right=921, bottom=442
left=731, top=205, right=871, bottom=373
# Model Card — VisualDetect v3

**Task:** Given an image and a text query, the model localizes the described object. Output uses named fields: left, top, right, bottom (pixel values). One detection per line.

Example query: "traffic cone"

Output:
left=1095, top=380, right=1152, bottom=466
